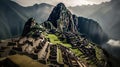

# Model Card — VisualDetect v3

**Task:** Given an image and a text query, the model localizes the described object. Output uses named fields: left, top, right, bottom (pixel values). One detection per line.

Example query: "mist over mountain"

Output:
left=69, top=0, right=120, bottom=40
left=68, top=0, right=120, bottom=59
left=0, top=0, right=119, bottom=41
left=0, top=0, right=120, bottom=66
left=77, top=17, right=108, bottom=44
left=0, top=0, right=53, bottom=39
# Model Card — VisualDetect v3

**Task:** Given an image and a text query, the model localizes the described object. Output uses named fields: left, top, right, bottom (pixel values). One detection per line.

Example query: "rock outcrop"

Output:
left=22, top=18, right=36, bottom=36
left=46, top=3, right=108, bottom=44
left=22, top=18, right=44, bottom=38
left=48, top=3, right=77, bottom=32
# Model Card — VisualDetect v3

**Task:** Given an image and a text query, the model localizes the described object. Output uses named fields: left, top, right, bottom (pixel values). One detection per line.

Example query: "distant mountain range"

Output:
left=69, top=0, right=120, bottom=40
left=0, top=0, right=119, bottom=42
left=0, top=0, right=53, bottom=39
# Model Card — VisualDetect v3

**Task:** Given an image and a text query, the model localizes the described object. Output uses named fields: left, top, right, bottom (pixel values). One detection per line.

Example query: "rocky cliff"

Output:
left=46, top=3, right=108, bottom=44
left=48, top=3, right=77, bottom=32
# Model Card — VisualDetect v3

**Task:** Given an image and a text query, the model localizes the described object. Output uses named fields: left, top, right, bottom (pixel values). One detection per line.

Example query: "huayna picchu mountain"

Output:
left=44, top=3, right=108, bottom=44
left=0, top=3, right=112, bottom=67
left=47, top=3, right=77, bottom=32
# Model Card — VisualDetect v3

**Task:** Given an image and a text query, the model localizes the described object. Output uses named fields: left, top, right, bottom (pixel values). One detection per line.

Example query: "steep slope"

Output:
left=77, top=17, right=108, bottom=44
left=48, top=3, right=77, bottom=32
left=69, top=0, right=120, bottom=40
left=46, top=3, right=108, bottom=44
left=1, top=0, right=120, bottom=41
left=0, top=0, right=53, bottom=39
left=0, top=18, right=108, bottom=67
left=0, top=0, right=26, bottom=39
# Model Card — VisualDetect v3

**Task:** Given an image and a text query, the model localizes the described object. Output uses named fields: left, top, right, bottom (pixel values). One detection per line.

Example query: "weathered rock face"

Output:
left=48, top=3, right=76, bottom=32
left=22, top=18, right=36, bottom=36
left=46, top=3, right=108, bottom=44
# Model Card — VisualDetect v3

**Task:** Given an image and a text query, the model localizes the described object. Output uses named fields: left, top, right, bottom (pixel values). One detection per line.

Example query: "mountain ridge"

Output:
left=69, top=0, right=120, bottom=40
left=45, top=3, right=108, bottom=44
left=0, top=1, right=108, bottom=44
left=0, top=0, right=119, bottom=40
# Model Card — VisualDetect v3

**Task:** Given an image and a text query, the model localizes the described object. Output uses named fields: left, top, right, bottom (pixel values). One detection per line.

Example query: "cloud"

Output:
left=102, top=39, right=120, bottom=58
left=86, top=0, right=111, bottom=4
left=107, top=39, right=120, bottom=47
left=11, top=0, right=111, bottom=7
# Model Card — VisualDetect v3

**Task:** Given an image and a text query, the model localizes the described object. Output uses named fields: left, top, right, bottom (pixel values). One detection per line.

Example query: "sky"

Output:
left=12, top=0, right=111, bottom=7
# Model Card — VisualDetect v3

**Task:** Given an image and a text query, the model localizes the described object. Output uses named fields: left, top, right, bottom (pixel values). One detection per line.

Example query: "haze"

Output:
left=12, top=0, right=111, bottom=7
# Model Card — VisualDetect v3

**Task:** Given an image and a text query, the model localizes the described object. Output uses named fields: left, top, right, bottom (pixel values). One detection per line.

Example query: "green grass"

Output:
left=46, top=34, right=72, bottom=48
left=57, top=48, right=63, bottom=64
left=46, top=34, right=80, bottom=51
left=46, top=34, right=83, bottom=57
left=88, top=43, right=103, bottom=60
left=70, top=48, right=83, bottom=56
left=46, top=34, right=103, bottom=66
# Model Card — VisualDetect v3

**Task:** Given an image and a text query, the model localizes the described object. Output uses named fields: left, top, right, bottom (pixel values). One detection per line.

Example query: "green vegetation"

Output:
left=27, top=24, right=45, bottom=37
left=46, top=34, right=71, bottom=48
left=70, top=48, right=83, bottom=56
left=0, top=33, right=105, bottom=67
left=88, top=43, right=104, bottom=61
left=57, top=48, right=63, bottom=64
left=43, top=21, right=55, bottom=30
left=27, top=31, right=34, bottom=36
left=46, top=33, right=104, bottom=66
left=45, top=34, right=83, bottom=57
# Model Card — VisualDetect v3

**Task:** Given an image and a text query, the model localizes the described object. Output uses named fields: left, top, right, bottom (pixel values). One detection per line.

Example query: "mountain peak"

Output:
left=47, top=2, right=76, bottom=32
left=54, top=2, right=67, bottom=12
left=56, top=2, right=65, bottom=7
left=39, top=3, right=53, bottom=7
left=22, top=17, right=36, bottom=36
left=46, top=3, right=108, bottom=44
